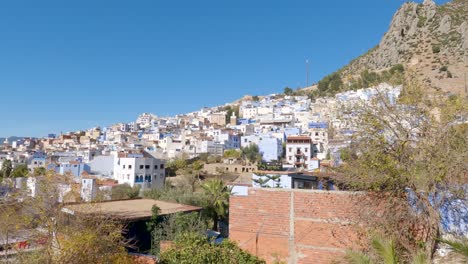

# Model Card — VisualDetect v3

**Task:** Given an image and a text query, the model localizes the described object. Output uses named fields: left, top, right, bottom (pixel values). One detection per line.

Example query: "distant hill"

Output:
left=317, top=0, right=468, bottom=95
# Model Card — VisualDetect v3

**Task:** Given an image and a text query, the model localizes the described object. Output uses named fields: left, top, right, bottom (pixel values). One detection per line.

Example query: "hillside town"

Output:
left=1, top=0, right=467, bottom=262
left=0, top=84, right=401, bottom=185
left=1, top=83, right=466, bottom=263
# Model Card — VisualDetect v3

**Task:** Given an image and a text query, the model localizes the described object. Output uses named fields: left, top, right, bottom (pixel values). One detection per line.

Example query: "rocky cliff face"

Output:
left=341, top=0, right=467, bottom=94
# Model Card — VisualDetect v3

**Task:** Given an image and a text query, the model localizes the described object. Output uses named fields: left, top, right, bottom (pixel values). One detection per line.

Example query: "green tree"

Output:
left=10, top=164, right=29, bottom=178
left=284, top=87, right=293, bottom=95
left=110, top=184, right=140, bottom=200
left=0, top=159, right=12, bottom=178
left=33, top=167, right=47, bottom=176
left=337, top=78, right=467, bottom=260
left=241, top=144, right=262, bottom=164
left=223, top=149, right=241, bottom=159
left=159, top=233, right=265, bottom=264
left=202, top=179, right=231, bottom=231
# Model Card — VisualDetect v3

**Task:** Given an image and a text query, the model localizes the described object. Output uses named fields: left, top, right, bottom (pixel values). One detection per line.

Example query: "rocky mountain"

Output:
left=339, top=0, right=467, bottom=94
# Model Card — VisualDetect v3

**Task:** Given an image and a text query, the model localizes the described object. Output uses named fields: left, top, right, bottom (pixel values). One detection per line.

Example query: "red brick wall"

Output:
left=229, top=188, right=364, bottom=264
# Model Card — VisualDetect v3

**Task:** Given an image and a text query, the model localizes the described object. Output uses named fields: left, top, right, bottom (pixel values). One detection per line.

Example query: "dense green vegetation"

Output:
left=316, top=64, right=405, bottom=96
left=159, top=233, right=265, bottom=264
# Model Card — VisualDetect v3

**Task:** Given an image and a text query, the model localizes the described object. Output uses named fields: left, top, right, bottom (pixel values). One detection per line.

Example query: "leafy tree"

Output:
left=144, top=185, right=206, bottom=207
left=223, top=105, right=240, bottom=124
left=318, top=72, right=343, bottom=94
left=166, top=157, right=188, bottom=176
left=241, top=144, right=262, bottom=164
left=33, top=167, right=47, bottom=176
left=223, top=149, right=241, bottom=159
left=111, top=184, right=140, bottom=200
left=0, top=159, right=12, bottom=178
left=337, top=77, right=467, bottom=260
left=10, top=164, right=29, bottom=178
left=5, top=172, right=132, bottom=264
left=283, top=87, right=293, bottom=95
left=159, top=233, right=265, bottom=264
left=202, top=179, right=231, bottom=231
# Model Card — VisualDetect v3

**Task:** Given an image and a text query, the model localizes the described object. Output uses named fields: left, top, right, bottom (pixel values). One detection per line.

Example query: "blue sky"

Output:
left=0, top=0, right=450, bottom=137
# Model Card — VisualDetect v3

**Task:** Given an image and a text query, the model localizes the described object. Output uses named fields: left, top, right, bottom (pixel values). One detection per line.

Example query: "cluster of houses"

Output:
left=0, top=84, right=406, bottom=204
left=0, top=83, right=466, bottom=263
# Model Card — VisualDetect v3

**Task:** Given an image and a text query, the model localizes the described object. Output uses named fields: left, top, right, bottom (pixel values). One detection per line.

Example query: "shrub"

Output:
left=159, top=233, right=265, bottom=264
left=432, top=45, right=441, bottom=53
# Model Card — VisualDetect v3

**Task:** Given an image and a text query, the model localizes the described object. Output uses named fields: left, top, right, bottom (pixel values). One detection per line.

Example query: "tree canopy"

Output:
left=159, top=233, right=265, bottom=264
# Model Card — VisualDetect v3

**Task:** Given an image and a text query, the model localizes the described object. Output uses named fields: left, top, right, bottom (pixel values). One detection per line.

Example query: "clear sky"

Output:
left=0, top=0, right=450, bottom=137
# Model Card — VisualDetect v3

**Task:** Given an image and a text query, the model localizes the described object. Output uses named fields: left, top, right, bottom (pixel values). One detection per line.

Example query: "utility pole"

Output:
left=306, top=59, right=309, bottom=88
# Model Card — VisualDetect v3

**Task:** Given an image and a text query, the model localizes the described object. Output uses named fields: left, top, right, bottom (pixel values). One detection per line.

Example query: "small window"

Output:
left=123, top=165, right=126, bottom=169
left=154, top=165, right=158, bottom=169
left=160, top=164, right=164, bottom=169
left=128, top=165, right=132, bottom=169
left=140, top=165, right=144, bottom=169
left=305, top=148, right=308, bottom=152
left=315, top=132, right=319, bottom=136
left=288, top=148, right=292, bottom=152
left=145, top=165, right=150, bottom=169
left=288, top=156, right=292, bottom=161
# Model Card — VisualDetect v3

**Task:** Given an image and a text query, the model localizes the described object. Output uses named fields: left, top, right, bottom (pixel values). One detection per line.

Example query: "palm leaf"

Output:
left=438, top=237, right=468, bottom=258
left=371, top=236, right=398, bottom=264
left=411, top=251, right=428, bottom=264
left=345, top=250, right=372, bottom=264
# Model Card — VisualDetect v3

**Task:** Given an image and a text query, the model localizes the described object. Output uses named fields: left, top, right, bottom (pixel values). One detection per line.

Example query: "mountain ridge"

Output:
left=316, top=0, right=467, bottom=95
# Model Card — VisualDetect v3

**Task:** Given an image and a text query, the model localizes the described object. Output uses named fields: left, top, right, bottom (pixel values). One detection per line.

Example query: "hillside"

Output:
left=320, top=0, right=468, bottom=95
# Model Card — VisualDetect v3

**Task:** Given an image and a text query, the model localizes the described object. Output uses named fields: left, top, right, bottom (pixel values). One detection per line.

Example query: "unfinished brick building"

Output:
left=229, top=188, right=365, bottom=264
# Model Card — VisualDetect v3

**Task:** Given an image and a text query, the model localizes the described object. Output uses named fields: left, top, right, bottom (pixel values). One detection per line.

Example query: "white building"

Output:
left=285, top=136, right=319, bottom=170
left=113, top=152, right=166, bottom=190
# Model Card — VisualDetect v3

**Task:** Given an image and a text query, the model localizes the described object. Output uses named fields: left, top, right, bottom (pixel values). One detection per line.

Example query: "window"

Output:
left=315, top=132, right=319, bottom=136
left=140, top=165, right=144, bottom=169
left=160, top=164, right=164, bottom=169
left=154, top=165, right=158, bottom=169
left=128, top=165, right=132, bottom=169
left=288, top=148, right=292, bottom=152
left=288, top=156, right=292, bottom=161
left=145, top=165, right=150, bottom=169
left=123, top=165, right=126, bottom=169
left=305, top=148, right=308, bottom=152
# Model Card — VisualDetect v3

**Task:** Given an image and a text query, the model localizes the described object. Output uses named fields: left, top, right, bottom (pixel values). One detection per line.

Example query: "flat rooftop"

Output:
left=63, top=199, right=202, bottom=221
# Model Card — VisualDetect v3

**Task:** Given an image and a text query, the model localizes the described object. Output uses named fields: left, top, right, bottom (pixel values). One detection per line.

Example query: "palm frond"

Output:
left=438, top=237, right=468, bottom=258
left=345, top=250, right=372, bottom=264
left=371, top=236, right=398, bottom=264
left=411, top=251, right=428, bottom=264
